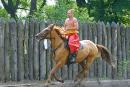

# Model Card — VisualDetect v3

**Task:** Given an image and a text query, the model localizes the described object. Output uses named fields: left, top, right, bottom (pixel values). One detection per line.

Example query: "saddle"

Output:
left=64, top=38, right=83, bottom=50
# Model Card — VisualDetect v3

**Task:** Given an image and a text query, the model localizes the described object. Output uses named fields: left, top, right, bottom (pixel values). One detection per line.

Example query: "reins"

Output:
left=50, top=26, right=65, bottom=57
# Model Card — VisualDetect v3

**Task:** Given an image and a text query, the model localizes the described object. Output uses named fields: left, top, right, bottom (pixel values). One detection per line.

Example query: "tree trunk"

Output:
left=1, top=0, right=19, bottom=18
left=30, top=0, right=37, bottom=15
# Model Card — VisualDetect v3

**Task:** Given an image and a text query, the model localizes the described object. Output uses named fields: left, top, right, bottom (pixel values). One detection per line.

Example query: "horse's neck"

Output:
left=51, top=32, right=63, bottom=49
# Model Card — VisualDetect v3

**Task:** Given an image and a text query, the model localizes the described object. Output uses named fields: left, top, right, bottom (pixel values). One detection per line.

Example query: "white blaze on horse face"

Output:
left=44, top=39, right=48, bottom=50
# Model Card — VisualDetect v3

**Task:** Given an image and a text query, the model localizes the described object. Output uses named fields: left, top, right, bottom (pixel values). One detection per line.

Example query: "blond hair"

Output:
left=68, top=9, right=74, bottom=14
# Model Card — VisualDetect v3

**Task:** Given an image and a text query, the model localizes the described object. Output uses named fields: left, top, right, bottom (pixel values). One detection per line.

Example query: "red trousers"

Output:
left=68, top=34, right=80, bottom=53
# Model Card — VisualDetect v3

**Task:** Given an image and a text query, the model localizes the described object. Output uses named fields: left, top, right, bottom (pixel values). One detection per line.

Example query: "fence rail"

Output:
left=0, top=18, right=130, bottom=81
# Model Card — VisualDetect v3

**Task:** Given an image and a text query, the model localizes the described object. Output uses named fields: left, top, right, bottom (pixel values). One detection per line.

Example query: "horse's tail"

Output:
left=96, top=44, right=115, bottom=68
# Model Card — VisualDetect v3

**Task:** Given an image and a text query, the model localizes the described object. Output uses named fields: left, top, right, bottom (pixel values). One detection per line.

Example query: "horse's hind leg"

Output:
left=75, top=56, right=95, bottom=81
left=74, top=61, right=86, bottom=81
left=80, top=56, right=95, bottom=80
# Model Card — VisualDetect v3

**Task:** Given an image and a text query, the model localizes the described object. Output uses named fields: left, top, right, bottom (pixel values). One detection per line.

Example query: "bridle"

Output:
left=48, top=25, right=65, bottom=55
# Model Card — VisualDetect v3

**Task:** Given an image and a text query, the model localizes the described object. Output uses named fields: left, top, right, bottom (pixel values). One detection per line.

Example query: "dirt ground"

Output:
left=0, top=80, right=129, bottom=87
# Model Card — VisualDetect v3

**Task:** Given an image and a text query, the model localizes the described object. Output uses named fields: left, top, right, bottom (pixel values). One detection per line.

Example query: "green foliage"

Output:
left=0, top=8, right=9, bottom=19
left=1, top=0, right=130, bottom=24
left=86, top=0, right=130, bottom=24
left=30, top=0, right=93, bottom=22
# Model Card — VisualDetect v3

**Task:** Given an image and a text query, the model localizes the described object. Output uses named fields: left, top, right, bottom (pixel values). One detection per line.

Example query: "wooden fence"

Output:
left=0, top=18, right=130, bottom=82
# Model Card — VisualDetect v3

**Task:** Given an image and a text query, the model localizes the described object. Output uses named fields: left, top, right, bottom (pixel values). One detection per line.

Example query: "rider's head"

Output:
left=67, top=9, right=74, bottom=18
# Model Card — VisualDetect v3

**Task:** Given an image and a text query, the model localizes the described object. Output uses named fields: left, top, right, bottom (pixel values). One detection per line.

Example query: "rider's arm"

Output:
left=72, top=18, right=79, bottom=30
left=64, top=19, right=68, bottom=30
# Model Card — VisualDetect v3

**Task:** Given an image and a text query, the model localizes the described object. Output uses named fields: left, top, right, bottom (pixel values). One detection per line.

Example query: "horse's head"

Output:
left=35, top=24, right=64, bottom=40
left=35, top=24, right=55, bottom=40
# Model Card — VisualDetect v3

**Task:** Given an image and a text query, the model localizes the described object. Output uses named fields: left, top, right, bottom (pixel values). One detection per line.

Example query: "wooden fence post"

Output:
left=117, top=23, right=122, bottom=79
left=33, top=20, right=40, bottom=80
left=9, top=18, right=17, bottom=81
left=88, top=22, right=95, bottom=79
left=111, top=22, right=117, bottom=79
left=17, top=20, right=24, bottom=81
left=0, top=18, right=5, bottom=81
left=39, top=21, right=47, bottom=80
left=97, top=21, right=103, bottom=79
left=24, top=20, right=29, bottom=80
left=120, top=23, right=127, bottom=79
left=102, top=22, right=107, bottom=78
left=126, top=26, right=130, bottom=79
left=28, top=19, right=35, bottom=80
left=125, top=26, right=130, bottom=79
left=106, top=22, right=112, bottom=79
left=92, top=22, right=98, bottom=78
left=4, top=20, right=10, bottom=81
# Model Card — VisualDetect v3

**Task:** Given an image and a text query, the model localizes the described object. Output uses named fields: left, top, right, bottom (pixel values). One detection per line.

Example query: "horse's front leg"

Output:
left=53, top=73, right=64, bottom=83
left=46, top=61, right=63, bottom=84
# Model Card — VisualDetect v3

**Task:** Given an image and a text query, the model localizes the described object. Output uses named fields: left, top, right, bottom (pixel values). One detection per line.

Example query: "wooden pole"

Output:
left=33, top=20, right=40, bottom=80
left=17, top=20, right=24, bottom=81
left=24, top=20, right=29, bottom=80
left=4, top=20, right=10, bottom=81
left=0, top=18, right=5, bottom=81
left=9, top=18, right=18, bottom=81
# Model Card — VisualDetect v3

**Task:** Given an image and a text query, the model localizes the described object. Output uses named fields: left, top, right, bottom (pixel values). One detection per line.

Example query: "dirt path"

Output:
left=0, top=80, right=129, bottom=87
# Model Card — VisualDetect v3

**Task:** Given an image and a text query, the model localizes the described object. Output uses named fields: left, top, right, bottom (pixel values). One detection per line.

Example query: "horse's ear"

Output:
left=49, top=24, right=55, bottom=29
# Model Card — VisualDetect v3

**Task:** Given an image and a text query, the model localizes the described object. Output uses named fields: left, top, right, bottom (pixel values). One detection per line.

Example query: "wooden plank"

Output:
left=106, top=22, right=112, bottom=79
left=46, top=48, right=52, bottom=79
left=33, top=20, right=40, bottom=80
left=89, top=22, right=96, bottom=79
left=39, top=21, right=47, bottom=80
left=4, top=21, right=10, bottom=81
left=67, top=64, right=73, bottom=80
left=9, top=18, right=18, bottom=81
left=127, top=26, right=130, bottom=79
left=97, top=21, right=103, bottom=79
left=28, top=19, right=35, bottom=80
left=102, top=22, right=107, bottom=79
left=125, top=26, right=129, bottom=79
left=82, top=22, right=88, bottom=40
left=17, top=20, right=24, bottom=81
left=0, top=18, right=5, bottom=81
left=24, top=20, right=29, bottom=80
left=120, top=23, right=127, bottom=79
left=79, top=22, right=83, bottom=40
left=93, top=22, right=98, bottom=79
left=89, top=22, right=95, bottom=79
left=93, top=22, right=98, bottom=44
left=72, top=64, right=79, bottom=80
left=111, top=22, right=117, bottom=79
left=44, top=22, right=53, bottom=80
left=117, top=23, right=122, bottom=79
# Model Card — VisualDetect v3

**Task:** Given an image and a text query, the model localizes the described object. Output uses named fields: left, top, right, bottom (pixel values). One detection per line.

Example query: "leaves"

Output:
left=0, top=0, right=130, bottom=24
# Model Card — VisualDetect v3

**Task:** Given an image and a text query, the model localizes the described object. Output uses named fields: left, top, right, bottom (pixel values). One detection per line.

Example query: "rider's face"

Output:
left=67, top=10, right=73, bottom=18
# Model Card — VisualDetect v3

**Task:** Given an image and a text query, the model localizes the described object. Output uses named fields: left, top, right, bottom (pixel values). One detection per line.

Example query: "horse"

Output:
left=35, top=24, right=115, bottom=85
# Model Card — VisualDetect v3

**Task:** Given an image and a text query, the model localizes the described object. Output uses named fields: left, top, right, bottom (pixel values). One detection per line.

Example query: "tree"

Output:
left=76, top=0, right=130, bottom=24
left=1, top=0, right=46, bottom=19
left=1, top=0, right=20, bottom=18
left=30, top=0, right=37, bottom=15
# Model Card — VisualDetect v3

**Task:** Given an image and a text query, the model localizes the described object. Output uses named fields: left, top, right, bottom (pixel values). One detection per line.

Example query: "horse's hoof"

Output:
left=60, top=79, right=64, bottom=83
left=44, top=83, right=50, bottom=87
left=73, top=81, right=80, bottom=87
left=57, top=79, right=64, bottom=83
left=74, top=77, right=78, bottom=82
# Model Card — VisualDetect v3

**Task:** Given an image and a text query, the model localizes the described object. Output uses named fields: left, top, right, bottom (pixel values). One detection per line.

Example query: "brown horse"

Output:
left=35, top=24, right=115, bottom=85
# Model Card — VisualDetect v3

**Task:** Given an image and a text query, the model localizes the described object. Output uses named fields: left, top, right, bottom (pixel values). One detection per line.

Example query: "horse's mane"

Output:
left=53, top=25, right=65, bottom=35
